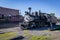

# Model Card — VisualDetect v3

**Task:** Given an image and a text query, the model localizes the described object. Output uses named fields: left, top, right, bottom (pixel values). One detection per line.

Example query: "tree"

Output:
left=50, top=13, right=55, bottom=16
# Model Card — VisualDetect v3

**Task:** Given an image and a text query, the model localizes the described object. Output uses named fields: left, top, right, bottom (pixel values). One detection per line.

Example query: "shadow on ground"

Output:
left=0, top=22, right=60, bottom=31
left=0, top=22, right=19, bottom=29
left=26, top=25, right=60, bottom=31
left=10, top=36, right=24, bottom=40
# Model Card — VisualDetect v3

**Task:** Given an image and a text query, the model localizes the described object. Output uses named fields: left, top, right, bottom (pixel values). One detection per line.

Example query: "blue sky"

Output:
left=0, top=0, right=60, bottom=18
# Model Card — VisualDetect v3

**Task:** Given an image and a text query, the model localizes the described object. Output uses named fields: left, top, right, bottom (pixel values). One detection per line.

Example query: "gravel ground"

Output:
left=0, top=27, right=60, bottom=40
left=0, top=23, right=60, bottom=40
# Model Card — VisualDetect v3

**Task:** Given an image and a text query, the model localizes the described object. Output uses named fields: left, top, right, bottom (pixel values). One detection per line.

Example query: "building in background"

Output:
left=0, top=7, right=19, bottom=16
left=0, top=7, right=24, bottom=22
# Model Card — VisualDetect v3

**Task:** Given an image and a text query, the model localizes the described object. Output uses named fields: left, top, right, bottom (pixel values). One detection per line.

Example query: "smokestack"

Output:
left=28, top=7, right=31, bottom=14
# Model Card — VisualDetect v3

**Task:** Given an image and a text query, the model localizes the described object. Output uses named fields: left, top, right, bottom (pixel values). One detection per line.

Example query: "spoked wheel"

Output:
left=30, top=22, right=36, bottom=28
left=21, top=24, right=28, bottom=30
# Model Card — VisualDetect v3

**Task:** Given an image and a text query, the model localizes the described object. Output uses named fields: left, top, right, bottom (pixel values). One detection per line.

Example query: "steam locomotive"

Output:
left=21, top=7, right=57, bottom=30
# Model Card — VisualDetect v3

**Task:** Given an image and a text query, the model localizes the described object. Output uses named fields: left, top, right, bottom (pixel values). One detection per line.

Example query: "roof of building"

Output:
left=0, top=7, right=19, bottom=16
left=0, top=7, right=19, bottom=11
